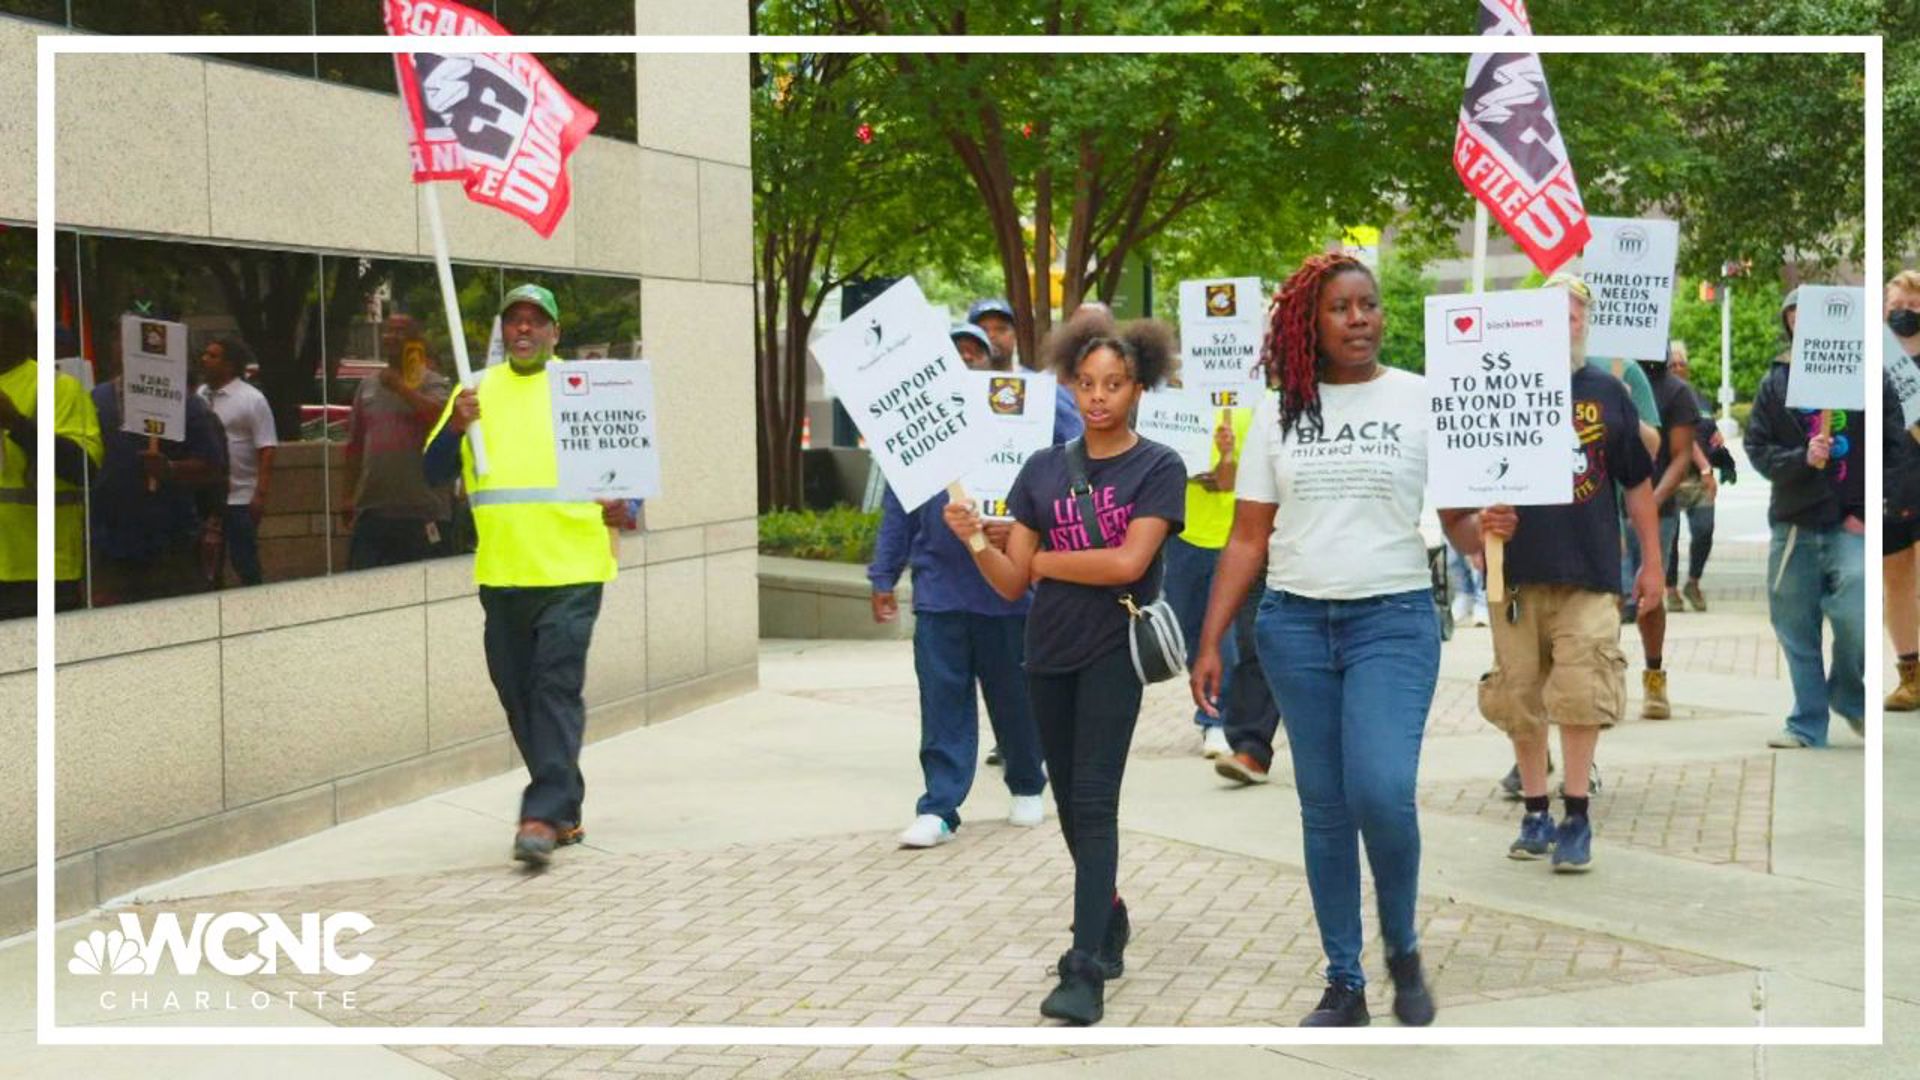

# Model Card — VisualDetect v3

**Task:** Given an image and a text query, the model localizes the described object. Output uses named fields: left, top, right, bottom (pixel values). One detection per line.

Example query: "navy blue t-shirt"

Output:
left=1009, top=437, right=1186, bottom=674
left=1506, top=365, right=1654, bottom=595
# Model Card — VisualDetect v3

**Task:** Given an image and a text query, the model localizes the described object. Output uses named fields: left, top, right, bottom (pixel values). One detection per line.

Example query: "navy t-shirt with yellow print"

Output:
left=1504, top=365, right=1654, bottom=595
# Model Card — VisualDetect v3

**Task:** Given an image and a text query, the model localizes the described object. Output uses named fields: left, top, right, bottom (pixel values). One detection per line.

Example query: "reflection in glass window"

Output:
left=78, top=235, right=325, bottom=599
left=0, top=0, right=64, bottom=25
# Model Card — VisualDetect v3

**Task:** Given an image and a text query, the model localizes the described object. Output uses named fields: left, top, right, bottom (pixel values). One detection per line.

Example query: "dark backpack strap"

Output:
left=1063, top=437, right=1108, bottom=551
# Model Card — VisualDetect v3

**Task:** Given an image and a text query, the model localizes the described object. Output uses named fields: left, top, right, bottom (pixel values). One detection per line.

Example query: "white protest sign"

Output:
left=808, top=277, right=992, bottom=511
left=1135, top=387, right=1222, bottom=475
left=959, top=370, right=1054, bottom=520
left=1885, top=325, right=1920, bottom=429
left=1424, top=288, right=1575, bottom=507
left=118, top=314, right=188, bottom=441
left=1583, top=216, right=1679, bottom=362
left=1179, top=277, right=1267, bottom=397
left=54, top=356, right=94, bottom=393
left=550, top=360, right=662, bottom=501
left=1786, top=286, right=1867, bottom=411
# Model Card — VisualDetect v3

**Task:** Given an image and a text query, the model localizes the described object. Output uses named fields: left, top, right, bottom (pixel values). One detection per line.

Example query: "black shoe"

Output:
left=556, top=822, right=585, bottom=846
left=1039, top=949, right=1105, bottom=1026
left=512, top=820, right=556, bottom=868
left=1298, top=981, right=1370, bottom=1027
left=1097, top=898, right=1129, bottom=979
left=1386, top=950, right=1436, bottom=1027
left=986, top=745, right=1003, bottom=767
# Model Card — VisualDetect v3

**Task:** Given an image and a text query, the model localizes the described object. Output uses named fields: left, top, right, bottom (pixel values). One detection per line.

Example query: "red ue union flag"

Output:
left=384, top=0, right=598, bottom=239
left=1453, top=0, right=1590, bottom=276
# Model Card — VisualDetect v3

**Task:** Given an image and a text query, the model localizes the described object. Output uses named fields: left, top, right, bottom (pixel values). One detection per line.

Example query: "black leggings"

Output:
left=1027, top=647, right=1143, bottom=955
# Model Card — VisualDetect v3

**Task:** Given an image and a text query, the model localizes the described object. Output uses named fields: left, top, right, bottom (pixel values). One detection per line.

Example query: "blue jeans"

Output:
left=1446, top=543, right=1484, bottom=604
left=1164, top=536, right=1234, bottom=728
left=913, top=612, right=1047, bottom=828
left=222, top=505, right=262, bottom=586
left=1621, top=513, right=1682, bottom=607
left=1254, top=588, right=1440, bottom=988
left=1767, top=523, right=1865, bottom=746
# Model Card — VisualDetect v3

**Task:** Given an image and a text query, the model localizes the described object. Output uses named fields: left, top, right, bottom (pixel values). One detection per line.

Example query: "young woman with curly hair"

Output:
left=945, top=307, right=1187, bottom=1026
left=1189, top=252, right=1495, bottom=1027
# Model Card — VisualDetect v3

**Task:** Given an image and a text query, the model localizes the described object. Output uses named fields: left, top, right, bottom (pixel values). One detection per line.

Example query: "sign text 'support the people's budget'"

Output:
left=809, top=277, right=992, bottom=511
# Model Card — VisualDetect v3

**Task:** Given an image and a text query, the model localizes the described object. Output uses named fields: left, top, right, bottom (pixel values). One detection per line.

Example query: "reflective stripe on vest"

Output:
left=0, top=489, right=82, bottom=506
left=468, top=487, right=565, bottom=507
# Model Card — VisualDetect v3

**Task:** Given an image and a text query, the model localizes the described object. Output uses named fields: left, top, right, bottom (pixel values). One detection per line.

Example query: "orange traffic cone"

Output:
left=800, top=416, right=811, bottom=450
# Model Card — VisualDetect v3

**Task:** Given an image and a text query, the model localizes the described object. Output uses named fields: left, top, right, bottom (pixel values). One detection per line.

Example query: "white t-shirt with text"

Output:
left=1235, top=366, right=1432, bottom=600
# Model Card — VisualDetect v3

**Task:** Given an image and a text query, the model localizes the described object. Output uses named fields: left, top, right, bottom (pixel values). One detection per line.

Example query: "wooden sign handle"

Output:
left=146, top=435, right=160, bottom=493
left=1816, top=410, right=1833, bottom=470
left=1484, top=535, right=1506, bottom=605
left=947, top=481, right=987, bottom=553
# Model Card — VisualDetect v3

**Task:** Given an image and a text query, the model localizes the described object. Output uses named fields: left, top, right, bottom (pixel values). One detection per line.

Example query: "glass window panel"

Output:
left=314, top=0, right=397, bottom=94
left=0, top=1, right=65, bottom=24
left=69, top=0, right=316, bottom=79
left=77, top=235, right=324, bottom=603
left=319, top=254, right=492, bottom=569
left=0, top=225, right=86, bottom=619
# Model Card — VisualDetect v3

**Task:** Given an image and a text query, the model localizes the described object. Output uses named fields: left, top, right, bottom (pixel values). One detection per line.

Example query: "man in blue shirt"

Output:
left=969, top=298, right=1082, bottom=443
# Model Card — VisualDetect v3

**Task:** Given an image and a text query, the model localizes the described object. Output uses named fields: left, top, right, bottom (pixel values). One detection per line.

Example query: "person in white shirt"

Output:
left=1190, top=252, right=1494, bottom=1029
left=196, top=336, right=277, bottom=586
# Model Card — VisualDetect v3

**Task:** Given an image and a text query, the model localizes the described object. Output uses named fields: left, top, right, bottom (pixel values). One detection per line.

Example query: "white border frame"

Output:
left=34, top=31, right=1882, bottom=1048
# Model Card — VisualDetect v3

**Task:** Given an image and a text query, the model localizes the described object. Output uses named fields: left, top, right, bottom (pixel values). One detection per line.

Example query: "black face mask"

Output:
left=1890, top=308, right=1920, bottom=337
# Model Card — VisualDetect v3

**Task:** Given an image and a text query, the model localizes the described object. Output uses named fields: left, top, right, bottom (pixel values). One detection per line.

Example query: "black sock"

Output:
left=1646, top=656, right=1662, bottom=671
left=1563, top=795, right=1590, bottom=820
left=1524, top=795, right=1550, bottom=815
left=1903, top=653, right=1918, bottom=664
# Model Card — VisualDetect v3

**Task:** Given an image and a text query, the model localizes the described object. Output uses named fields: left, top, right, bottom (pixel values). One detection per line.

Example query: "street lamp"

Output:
left=1716, top=258, right=1751, bottom=434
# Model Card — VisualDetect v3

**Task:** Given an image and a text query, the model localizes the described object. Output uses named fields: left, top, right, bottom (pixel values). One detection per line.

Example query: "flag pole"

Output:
left=1470, top=200, right=1506, bottom=604
left=423, top=183, right=490, bottom=476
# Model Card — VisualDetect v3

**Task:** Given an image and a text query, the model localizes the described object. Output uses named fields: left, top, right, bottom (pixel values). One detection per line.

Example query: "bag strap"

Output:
left=1063, top=437, right=1108, bottom=551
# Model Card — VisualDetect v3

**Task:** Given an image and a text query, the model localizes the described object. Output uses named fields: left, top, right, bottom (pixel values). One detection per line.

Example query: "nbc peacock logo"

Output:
left=68, top=928, right=143, bottom=976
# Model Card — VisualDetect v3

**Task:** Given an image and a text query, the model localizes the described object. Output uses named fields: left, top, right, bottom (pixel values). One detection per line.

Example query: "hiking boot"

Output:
left=1039, top=949, right=1105, bottom=1026
left=1887, top=659, right=1920, bottom=712
left=1098, top=898, right=1130, bottom=979
left=1683, top=580, right=1708, bottom=612
left=1665, top=587, right=1685, bottom=613
left=1215, top=751, right=1270, bottom=785
left=1386, top=950, right=1436, bottom=1027
left=512, top=820, right=556, bottom=867
left=1641, top=669, right=1671, bottom=720
left=1298, top=981, right=1370, bottom=1027
left=1551, top=814, right=1594, bottom=873
left=1508, top=811, right=1556, bottom=860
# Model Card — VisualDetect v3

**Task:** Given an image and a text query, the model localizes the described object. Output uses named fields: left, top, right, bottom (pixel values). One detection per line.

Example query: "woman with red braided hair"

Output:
left=1190, top=252, right=1497, bottom=1027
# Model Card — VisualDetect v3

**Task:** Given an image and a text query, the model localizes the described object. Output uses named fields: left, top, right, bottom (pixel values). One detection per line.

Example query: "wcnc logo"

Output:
left=67, top=911, right=374, bottom=977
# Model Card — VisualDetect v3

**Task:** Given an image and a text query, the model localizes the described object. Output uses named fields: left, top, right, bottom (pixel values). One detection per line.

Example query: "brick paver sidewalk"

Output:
left=82, top=824, right=1741, bottom=1078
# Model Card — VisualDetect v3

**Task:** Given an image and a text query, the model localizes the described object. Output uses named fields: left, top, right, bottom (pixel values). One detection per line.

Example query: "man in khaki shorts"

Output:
left=1474, top=276, right=1665, bottom=873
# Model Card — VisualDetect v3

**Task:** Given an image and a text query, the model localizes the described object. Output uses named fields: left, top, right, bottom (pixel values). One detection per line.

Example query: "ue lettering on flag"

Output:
left=384, top=0, right=598, bottom=238
left=1453, top=0, right=1590, bottom=276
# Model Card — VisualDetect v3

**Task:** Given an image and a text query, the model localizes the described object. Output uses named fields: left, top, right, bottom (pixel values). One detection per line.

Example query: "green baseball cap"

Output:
left=500, top=283, right=559, bottom=321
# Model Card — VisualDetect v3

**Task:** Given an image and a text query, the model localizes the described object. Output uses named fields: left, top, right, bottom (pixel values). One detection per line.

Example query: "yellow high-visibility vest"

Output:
left=0, top=360, right=104, bottom=584
left=427, top=362, right=615, bottom=588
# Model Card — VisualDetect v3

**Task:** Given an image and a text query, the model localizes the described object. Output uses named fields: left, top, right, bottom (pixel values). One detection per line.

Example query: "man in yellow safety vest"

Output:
left=424, top=284, right=637, bottom=867
left=0, top=318, right=104, bottom=620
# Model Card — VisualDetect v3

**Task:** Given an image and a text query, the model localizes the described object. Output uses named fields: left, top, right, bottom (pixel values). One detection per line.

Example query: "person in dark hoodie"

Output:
left=1881, top=271, right=1920, bottom=711
left=1744, top=287, right=1866, bottom=749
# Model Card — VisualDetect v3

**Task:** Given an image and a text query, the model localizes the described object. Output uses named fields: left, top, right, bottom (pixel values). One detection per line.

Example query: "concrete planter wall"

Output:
left=759, top=555, right=912, bottom=641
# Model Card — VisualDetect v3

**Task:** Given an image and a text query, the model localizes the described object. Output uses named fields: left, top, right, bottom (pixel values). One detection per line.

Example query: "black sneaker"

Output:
left=1097, top=898, right=1129, bottom=979
left=986, top=745, right=1004, bottom=767
left=1386, top=950, right=1436, bottom=1026
left=1299, top=981, right=1370, bottom=1027
left=1039, top=949, right=1105, bottom=1026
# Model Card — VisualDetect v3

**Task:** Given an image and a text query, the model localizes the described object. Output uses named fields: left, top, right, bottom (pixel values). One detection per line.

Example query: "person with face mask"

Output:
left=1744, top=288, right=1866, bottom=748
left=1882, top=271, right=1920, bottom=710
left=424, top=284, right=640, bottom=867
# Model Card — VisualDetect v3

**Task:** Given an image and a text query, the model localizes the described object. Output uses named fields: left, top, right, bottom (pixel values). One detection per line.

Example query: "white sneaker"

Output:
left=898, top=814, right=955, bottom=848
left=1470, top=602, right=1490, bottom=627
left=1450, top=594, right=1474, bottom=623
left=1202, top=725, right=1231, bottom=759
left=1008, top=794, right=1045, bottom=827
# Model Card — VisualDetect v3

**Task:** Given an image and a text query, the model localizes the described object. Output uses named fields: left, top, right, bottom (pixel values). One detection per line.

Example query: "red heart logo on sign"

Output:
left=568, top=375, right=584, bottom=388
left=1453, top=315, right=1474, bottom=333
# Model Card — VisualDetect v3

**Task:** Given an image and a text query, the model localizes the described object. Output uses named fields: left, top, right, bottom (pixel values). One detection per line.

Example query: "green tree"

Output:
left=1668, top=276, right=1789, bottom=403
